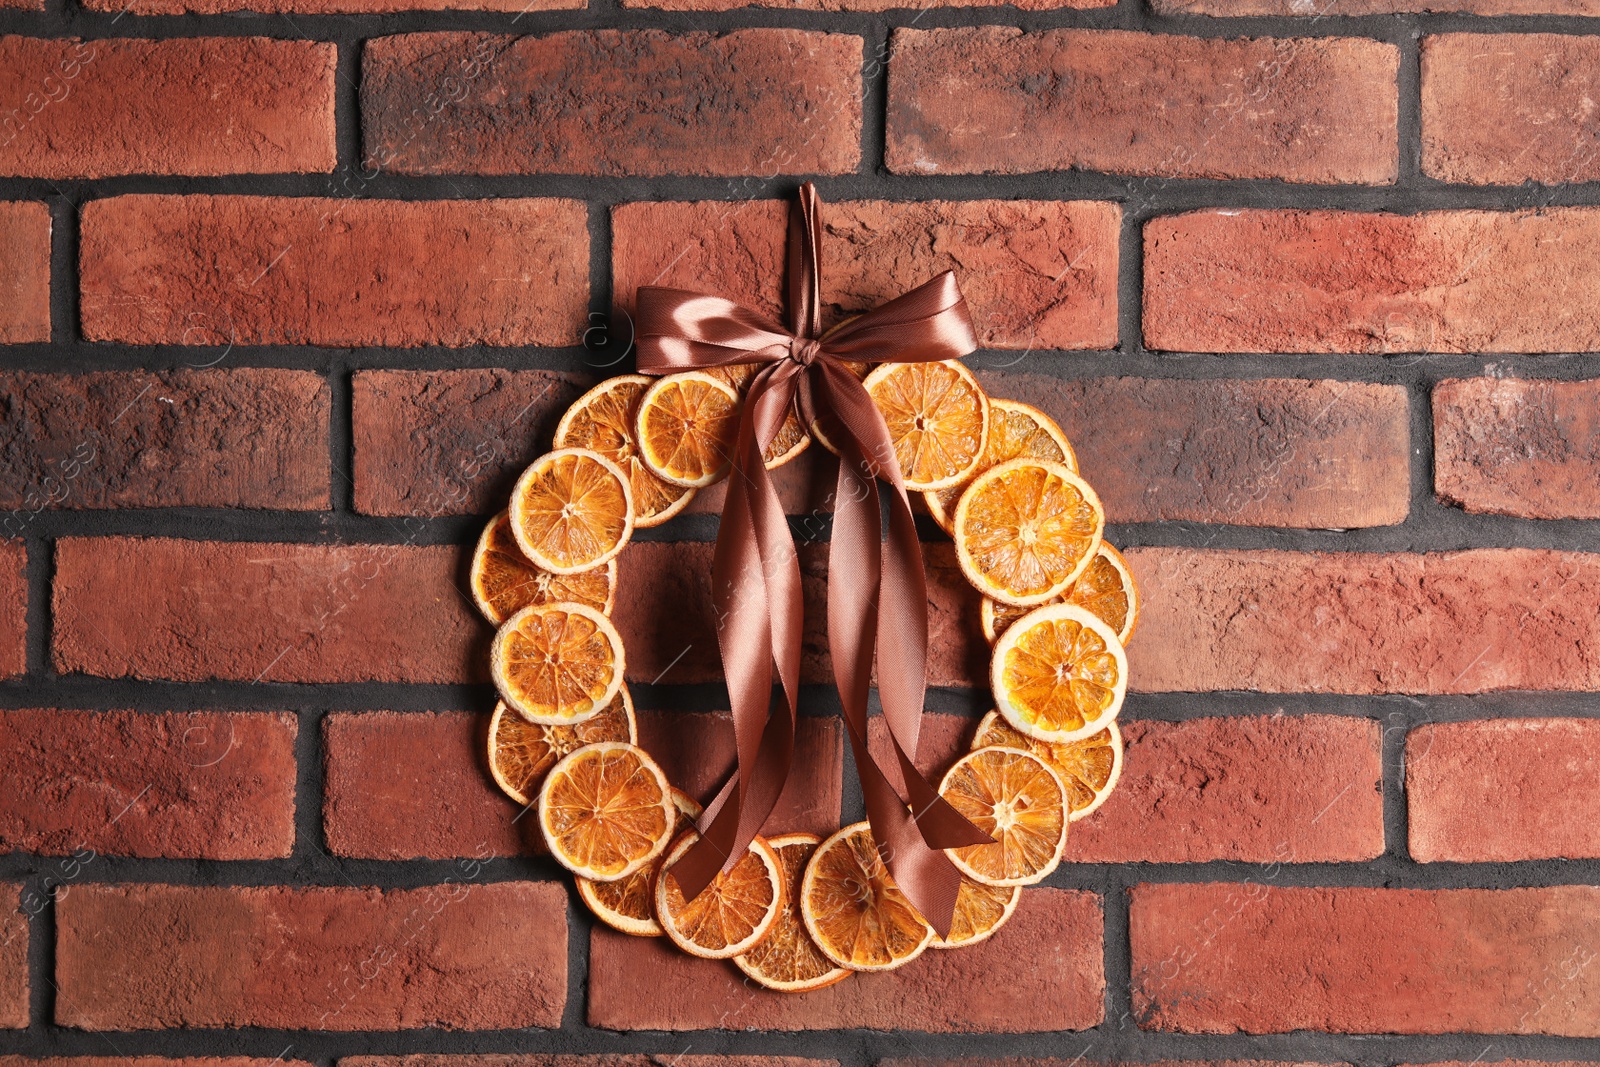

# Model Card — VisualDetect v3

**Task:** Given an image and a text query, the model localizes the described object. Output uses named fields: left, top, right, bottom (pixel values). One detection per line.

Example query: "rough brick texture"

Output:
left=56, top=882, right=566, bottom=1030
left=0, top=885, right=22, bottom=1029
left=0, top=202, right=48, bottom=343
left=1131, top=884, right=1600, bottom=1035
left=352, top=370, right=591, bottom=517
left=982, top=372, right=1410, bottom=528
left=0, top=710, right=296, bottom=859
left=887, top=29, right=1397, bottom=184
left=1422, top=34, right=1600, bottom=186
left=1126, top=548, right=1600, bottom=694
left=53, top=538, right=482, bottom=684
left=0, top=38, right=334, bottom=178
left=363, top=32, right=862, bottom=177
left=613, top=199, right=1119, bottom=351
left=1433, top=377, right=1600, bottom=520
left=89, top=0, right=579, bottom=13
left=1145, top=208, right=1600, bottom=354
left=589, top=889, right=1102, bottom=1031
left=1408, top=718, right=1600, bottom=863
left=0, top=541, right=23, bottom=681
left=0, top=370, right=329, bottom=511
left=80, top=196, right=588, bottom=347
left=1156, top=0, right=1600, bottom=11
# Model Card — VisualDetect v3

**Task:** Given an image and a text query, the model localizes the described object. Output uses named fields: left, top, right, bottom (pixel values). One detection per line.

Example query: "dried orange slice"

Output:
left=490, top=602, right=624, bottom=725
left=733, top=832, right=852, bottom=992
left=862, top=359, right=989, bottom=491
left=707, top=365, right=812, bottom=470
left=981, top=543, right=1139, bottom=645
left=537, top=741, right=676, bottom=881
left=972, top=710, right=1123, bottom=821
left=800, top=821, right=933, bottom=972
left=992, top=603, right=1128, bottom=743
left=932, top=877, right=1021, bottom=950
left=925, top=399, right=1077, bottom=533
left=940, top=747, right=1067, bottom=887
left=954, top=457, right=1104, bottom=606
left=554, top=375, right=696, bottom=528
left=577, top=788, right=700, bottom=936
left=470, top=511, right=617, bottom=625
left=634, top=372, right=741, bottom=488
left=509, top=448, right=634, bottom=575
left=654, top=830, right=785, bottom=959
left=486, top=687, right=637, bottom=806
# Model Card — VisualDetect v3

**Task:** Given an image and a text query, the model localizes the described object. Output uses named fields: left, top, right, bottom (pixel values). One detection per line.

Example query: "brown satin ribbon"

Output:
left=633, top=183, right=992, bottom=937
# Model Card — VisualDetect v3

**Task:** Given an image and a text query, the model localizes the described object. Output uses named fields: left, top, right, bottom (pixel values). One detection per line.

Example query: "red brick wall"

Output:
left=1, top=0, right=1598, bottom=1064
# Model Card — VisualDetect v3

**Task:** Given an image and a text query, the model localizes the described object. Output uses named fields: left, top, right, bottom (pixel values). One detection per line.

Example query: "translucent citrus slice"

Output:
left=509, top=448, right=634, bottom=575
left=800, top=821, right=933, bottom=972
left=925, top=398, right=1077, bottom=533
left=954, top=457, right=1104, bottom=606
left=490, top=602, right=625, bottom=725
left=654, top=830, right=785, bottom=959
left=972, top=710, right=1123, bottom=821
left=733, top=832, right=853, bottom=992
left=862, top=360, right=989, bottom=491
left=537, top=741, right=676, bottom=881
left=707, top=365, right=812, bottom=470
left=577, top=788, right=700, bottom=936
left=486, top=687, right=637, bottom=806
left=981, top=543, right=1139, bottom=645
left=992, top=603, right=1128, bottom=743
left=470, top=511, right=617, bottom=626
left=939, top=746, right=1068, bottom=887
left=634, top=372, right=741, bottom=488
left=554, top=375, right=696, bottom=528
left=931, top=877, right=1021, bottom=950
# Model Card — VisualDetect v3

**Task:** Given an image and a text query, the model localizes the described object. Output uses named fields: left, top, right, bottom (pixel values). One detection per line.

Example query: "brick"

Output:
left=346, top=1057, right=830, bottom=1067
left=589, top=888, right=1102, bottom=1031
left=1145, top=208, right=1600, bottom=354
left=0, top=710, right=296, bottom=859
left=0, top=202, right=48, bottom=343
left=53, top=538, right=482, bottom=684
left=0, top=541, right=22, bottom=681
left=888, top=29, right=1396, bottom=184
left=1131, top=883, right=1600, bottom=1034
left=1433, top=377, right=1600, bottom=520
left=1408, top=718, right=1600, bottom=862
left=0, top=885, right=22, bottom=1028
left=363, top=31, right=861, bottom=178
left=1422, top=35, right=1600, bottom=186
left=88, top=0, right=578, bottom=13
left=637, top=0, right=1108, bottom=8
left=1126, top=548, right=1600, bottom=694
left=80, top=196, right=587, bottom=348
left=613, top=199, right=1119, bottom=351
left=352, top=370, right=591, bottom=517
left=0, top=370, right=328, bottom=511
left=0, top=38, right=333, bottom=178
left=982, top=372, right=1409, bottom=528
left=2, top=1060, right=317, bottom=1067
left=1155, top=0, right=1600, bottom=11
left=56, top=882, right=565, bottom=1030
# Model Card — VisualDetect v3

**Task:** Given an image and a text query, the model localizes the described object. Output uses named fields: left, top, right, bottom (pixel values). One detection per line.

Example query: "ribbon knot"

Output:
left=632, top=182, right=991, bottom=938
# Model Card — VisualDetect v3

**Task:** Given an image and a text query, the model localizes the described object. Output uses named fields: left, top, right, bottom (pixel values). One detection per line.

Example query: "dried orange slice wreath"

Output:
left=470, top=357, right=1141, bottom=991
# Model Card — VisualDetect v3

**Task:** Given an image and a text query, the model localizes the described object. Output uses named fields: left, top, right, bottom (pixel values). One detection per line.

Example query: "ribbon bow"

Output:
left=634, top=183, right=991, bottom=937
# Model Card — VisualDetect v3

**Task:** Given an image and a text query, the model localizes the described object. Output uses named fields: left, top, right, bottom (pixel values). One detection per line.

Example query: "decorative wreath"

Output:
left=469, top=184, right=1138, bottom=992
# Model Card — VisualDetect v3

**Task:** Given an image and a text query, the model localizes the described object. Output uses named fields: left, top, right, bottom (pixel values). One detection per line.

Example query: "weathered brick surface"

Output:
left=589, top=888, right=1102, bottom=1031
left=352, top=370, right=591, bottom=517
left=1422, top=34, right=1600, bottom=186
left=1155, top=0, right=1600, bottom=11
left=887, top=29, right=1397, bottom=184
left=0, top=541, right=23, bottom=681
left=983, top=372, right=1410, bottom=528
left=1131, top=884, right=1600, bottom=1034
left=0, top=370, right=329, bottom=511
left=56, top=882, right=566, bottom=1030
left=0, top=710, right=296, bottom=859
left=80, top=196, right=588, bottom=347
left=1409, top=718, right=1600, bottom=862
left=0, top=885, right=22, bottom=1029
left=612, top=199, right=1119, bottom=351
left=53, top=538, right=482, bottom=684
left=363, top=32, right=862, bottom=178
left=1126, top=548, right=1600, bottom=694
left=1433, top=377, right=1600, bottom=520
left=1145, top=208, right=1600, bottom=354
left=88, top=0, right=579, bottom=13
left=0, top=202, right=48, bottom=343
left=0, top=38, right=334, bottom=178
left=2, top=1060, right=317, bottom=1067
